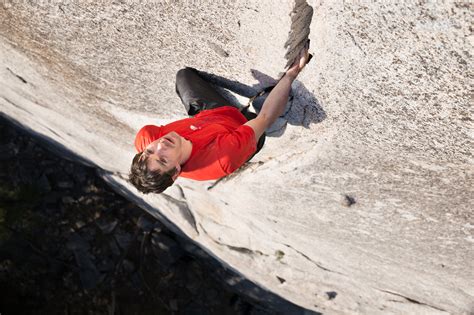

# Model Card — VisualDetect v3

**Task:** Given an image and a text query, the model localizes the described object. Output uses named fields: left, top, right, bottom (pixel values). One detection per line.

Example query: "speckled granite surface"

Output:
left=1, top=1, right=472, bottom=313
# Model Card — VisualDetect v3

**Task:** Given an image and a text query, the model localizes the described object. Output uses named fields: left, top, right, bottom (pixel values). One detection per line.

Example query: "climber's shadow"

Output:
left=197, top=69, right=326, bottom=137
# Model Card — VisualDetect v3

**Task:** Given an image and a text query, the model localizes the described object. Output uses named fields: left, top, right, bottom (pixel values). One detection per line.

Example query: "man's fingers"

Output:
left=298, top=47, right=310, bottom=69
left=299, top=52, right=306, bottom=68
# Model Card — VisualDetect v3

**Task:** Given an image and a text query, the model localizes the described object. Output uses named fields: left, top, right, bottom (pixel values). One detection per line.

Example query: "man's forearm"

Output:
left=256, top=73, right=294, bottom=125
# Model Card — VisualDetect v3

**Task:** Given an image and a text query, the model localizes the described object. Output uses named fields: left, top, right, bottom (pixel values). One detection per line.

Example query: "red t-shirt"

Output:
left=134, top=106, right=257, bottom=181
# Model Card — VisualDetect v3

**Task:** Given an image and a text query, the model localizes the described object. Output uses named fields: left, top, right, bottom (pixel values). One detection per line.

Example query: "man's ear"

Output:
left=172, top=165, right=181, bottom=181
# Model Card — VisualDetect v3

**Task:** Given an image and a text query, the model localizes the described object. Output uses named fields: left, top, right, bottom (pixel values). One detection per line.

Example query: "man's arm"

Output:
left=245, top=46, right=310, bottom=141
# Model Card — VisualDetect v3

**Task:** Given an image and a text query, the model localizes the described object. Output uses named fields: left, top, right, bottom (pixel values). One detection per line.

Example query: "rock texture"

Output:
left=1, top=0, right=472, bottom=314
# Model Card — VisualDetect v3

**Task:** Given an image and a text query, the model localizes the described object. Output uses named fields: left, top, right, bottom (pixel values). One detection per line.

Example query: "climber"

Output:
left=129, top=43, right=310, bottom=194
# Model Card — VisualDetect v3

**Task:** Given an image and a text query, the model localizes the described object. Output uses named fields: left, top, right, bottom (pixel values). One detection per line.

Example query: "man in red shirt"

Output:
left=130, top=46, right=310, bottom=194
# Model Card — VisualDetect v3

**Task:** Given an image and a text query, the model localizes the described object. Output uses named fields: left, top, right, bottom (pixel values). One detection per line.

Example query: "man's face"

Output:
left=142, top=131, right=183, bottom=179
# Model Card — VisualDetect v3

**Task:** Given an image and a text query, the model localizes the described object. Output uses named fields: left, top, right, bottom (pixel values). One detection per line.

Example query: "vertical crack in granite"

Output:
left=1, top=96, right=33, bottom=115
left=6, top=67, right=28, bottom=84
left=377, top=289, right=448, bottom=312
left=199, top=223, right=267, bottom=257
left=345, top=30, right=367, bottom=56
left=284, top=0, right=313, bottom=68
left=283, top=243, right=346, bottom=275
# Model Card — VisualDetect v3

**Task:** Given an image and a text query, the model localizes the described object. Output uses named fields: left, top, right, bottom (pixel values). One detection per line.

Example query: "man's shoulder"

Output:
left=134, top=125, right=162, bottom=152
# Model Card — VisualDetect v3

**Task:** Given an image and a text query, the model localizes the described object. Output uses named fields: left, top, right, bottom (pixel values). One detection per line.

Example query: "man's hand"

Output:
left=285, top=41, right=311, bottom=80
left=244, top=41, right=312, bottom=141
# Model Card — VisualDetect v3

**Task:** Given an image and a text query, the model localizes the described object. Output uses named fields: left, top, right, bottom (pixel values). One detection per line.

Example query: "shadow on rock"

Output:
left=197, top=68, right=326, bottom=137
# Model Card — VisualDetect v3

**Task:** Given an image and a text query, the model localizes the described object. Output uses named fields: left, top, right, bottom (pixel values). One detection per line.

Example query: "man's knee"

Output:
left=176, top=67, right=198, bottom=85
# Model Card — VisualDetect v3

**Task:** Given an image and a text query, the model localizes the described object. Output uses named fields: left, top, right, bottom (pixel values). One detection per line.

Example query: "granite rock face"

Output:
left=1, top=1, right=472, bottom=314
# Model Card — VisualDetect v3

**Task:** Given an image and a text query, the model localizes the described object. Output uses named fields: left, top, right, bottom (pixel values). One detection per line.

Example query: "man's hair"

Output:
left=129, top=152, right=178, bottom=194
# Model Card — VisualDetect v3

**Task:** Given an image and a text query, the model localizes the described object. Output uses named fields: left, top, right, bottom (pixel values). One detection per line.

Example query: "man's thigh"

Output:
left=175, top=67, right=237, bottom=116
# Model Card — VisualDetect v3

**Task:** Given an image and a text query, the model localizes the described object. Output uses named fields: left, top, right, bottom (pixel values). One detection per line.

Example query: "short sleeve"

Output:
left=215, top=125, right=257, bottom=175
left=134, top=125, right=162, bottom=152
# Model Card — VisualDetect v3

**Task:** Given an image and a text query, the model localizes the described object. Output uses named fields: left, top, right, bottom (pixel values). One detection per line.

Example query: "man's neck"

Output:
left=179, top=138, right=193, bottom=166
